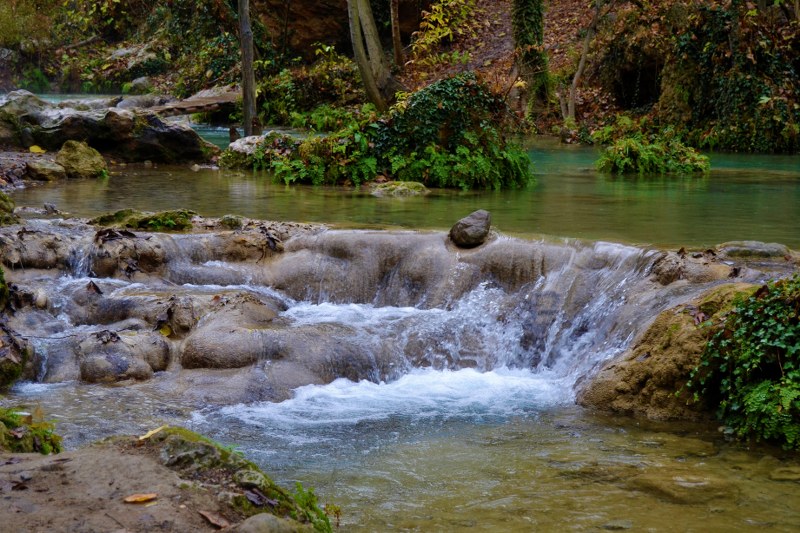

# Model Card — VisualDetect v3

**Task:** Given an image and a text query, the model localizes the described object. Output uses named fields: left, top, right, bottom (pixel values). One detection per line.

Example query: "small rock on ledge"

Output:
left=449, top=209, right=491, bottom=248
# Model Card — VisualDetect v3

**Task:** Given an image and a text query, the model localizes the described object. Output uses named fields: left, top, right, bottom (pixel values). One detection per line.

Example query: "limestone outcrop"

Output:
left=577, top=283, right=757, bottom=420
left=0, top=90, right=218, bottom=163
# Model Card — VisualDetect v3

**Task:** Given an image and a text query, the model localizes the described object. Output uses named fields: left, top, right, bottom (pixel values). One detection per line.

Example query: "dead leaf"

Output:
left=124, top=493, right=158, bottom=503
left=198, top=510, right=231, bottom=529
left=138, top=425, right=168, bottom=441
left=28, top=145, right=46, bottom=154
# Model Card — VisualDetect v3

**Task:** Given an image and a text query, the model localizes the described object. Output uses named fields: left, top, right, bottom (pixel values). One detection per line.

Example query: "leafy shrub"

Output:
left=688, top=275, right=800, bottom=449
left=410, top=0, right=481, bottom=69
left=596, top=131, right=710, bottom=175
left=258, top=50, right=364, bottom=126
left=374, top=73, right=534, bottom=189
left=229, top=73, right=533, bottom=190
left=668, top=4, right=799, bottom=153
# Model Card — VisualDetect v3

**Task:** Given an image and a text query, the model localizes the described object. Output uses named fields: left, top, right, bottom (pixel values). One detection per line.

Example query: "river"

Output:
left=4, top=133, right=800, bottom=531
left=9, top=134, right=800, bottom=248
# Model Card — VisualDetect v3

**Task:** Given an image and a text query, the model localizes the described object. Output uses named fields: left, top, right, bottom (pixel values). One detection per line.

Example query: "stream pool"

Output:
left=9, top=137, right=800, bottom=249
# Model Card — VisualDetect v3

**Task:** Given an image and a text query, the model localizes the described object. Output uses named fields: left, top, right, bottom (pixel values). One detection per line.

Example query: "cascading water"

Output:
left=5, top=223, right=796, bottom=531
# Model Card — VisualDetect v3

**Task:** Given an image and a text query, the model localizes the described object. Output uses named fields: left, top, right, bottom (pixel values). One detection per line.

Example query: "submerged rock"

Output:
left=717, top=240, right=790, bottom=259
left=577, top=283, right=756, bottom=420
left=55, top=140, right=108, bottom=179
left=25, top=159, right=67, bottom=181
left=370, top=181, right=429, bottom=197
left=629, top=469, right=738, bottom=504
left=449, top=209, right=492, bottom=248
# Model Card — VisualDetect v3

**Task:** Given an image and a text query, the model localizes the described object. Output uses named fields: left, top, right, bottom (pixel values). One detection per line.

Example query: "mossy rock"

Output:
left=0, top=190, right=19, bottom=226
left=0, top=407, right=63, bottom=454
left=55, top=140, right=108, bottom=179
left=370, top=181, right=430, bottom=197
left=577, top=283, right=758, bottom=421
left=89, top=208, right=197, bottom=232
left=144, top=427, right=331, bottom=532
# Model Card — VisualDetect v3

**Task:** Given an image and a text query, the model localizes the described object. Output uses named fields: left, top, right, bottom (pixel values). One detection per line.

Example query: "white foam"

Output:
left=219, top=367, right=572, bottom=431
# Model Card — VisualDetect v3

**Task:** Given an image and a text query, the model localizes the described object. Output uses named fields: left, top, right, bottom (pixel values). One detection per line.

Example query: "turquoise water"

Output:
left=10, top=137, right=800, bottom=248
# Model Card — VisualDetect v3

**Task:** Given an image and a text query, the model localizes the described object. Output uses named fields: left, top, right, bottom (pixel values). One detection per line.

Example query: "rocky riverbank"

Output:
left=1, top=425, right=329, bottom=532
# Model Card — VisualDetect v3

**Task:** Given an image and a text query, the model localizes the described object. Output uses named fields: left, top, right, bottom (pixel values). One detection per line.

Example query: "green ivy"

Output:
left=672, top=4, right=799, bottom=153
left=688, top=275, right=800, bottom=449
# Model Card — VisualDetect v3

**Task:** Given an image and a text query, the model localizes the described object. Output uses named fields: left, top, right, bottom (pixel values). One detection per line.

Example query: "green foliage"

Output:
left=410, top=0, right=480, bottom=68
left=257, top=50, right=363, bottom=126
left=293, top=482, right=333, bottom=533
left=0, top=407, right=63, bottom=455
left=20, top=67, right=50, bottom=93
left=596, top=130, right=710, bottom=175
left=374, top=73, right=534, bottom=189
left=512, top=0, right=549, bottom=102
left=671, top=3, right=799, bottom=153
left=688, top=275, right=800, bottom=449
left=232, top=73, right=533, bottom=190
left=0, top=0, right=54, bottom=48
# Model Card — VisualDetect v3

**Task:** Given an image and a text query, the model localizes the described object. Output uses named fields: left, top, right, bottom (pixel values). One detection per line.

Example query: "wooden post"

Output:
left=239, top=0, right=256, bottom=136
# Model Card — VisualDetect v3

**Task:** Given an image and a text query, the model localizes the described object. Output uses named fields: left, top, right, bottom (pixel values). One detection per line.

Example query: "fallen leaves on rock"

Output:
left=123, top=493, right=158, bottom=503
left=198, top=509, right=231, bottom=529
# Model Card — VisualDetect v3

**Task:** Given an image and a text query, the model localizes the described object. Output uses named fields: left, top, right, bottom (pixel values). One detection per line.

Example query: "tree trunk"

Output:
left=347, top=0, right=387, bottom=111
left=390, top=0, right=404, bottom=68
left=566, top=0, right=615, bottom=123
left=239, top=0, right=257, bottom=136
left=347, top=0, right=405, bottom=111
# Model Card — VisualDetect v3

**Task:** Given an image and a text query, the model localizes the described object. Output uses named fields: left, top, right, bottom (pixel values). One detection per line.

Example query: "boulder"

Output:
left=0, top=324, right=27, bottom=390
left=181, top=293, right=280, bottom=369
left=717, top=240, right=790, bottom=259
left=129, top=76, right=153, bottom=94
left=25, top=159, right=67, bottom=181
left=577, top=283, right=756, bottom=420
left=449, top=209, right=491, bottom=248
left=650, top=249, right=735, bottom=285
left=0, top=91, right=218, bottom=163
left=77, top=330, right=170, bottom=383
left=55, top=140, right=108, bottom=179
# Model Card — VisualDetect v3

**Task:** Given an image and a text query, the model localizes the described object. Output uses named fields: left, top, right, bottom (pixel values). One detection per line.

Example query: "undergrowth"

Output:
left=687, top=275, right=800, bottom=449
left=596, top=129, right=710, bottom=175
left=227, top=73, right=534, bottom=190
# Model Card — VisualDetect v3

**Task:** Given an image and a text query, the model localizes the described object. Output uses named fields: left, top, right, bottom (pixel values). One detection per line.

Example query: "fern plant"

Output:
left=687, top=275, right=800, bottom=449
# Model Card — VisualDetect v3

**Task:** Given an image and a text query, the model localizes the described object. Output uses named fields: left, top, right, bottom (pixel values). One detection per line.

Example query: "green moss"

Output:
left=146, top=427, right=332, bottom=532
left=89, top=208, right=196, bottom=232
left=0, top=190, right=19, bottom=226
left=0, top=407, right=63, bottom=454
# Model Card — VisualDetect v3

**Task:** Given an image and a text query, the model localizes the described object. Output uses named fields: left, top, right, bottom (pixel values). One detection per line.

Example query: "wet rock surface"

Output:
left=0, top=216, right=796, bottom=412
left=0, top=90, right=218, bottom=163
left=449, top=209, right=492, bottom=248
left=577, top=283, right=757, bottom=420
